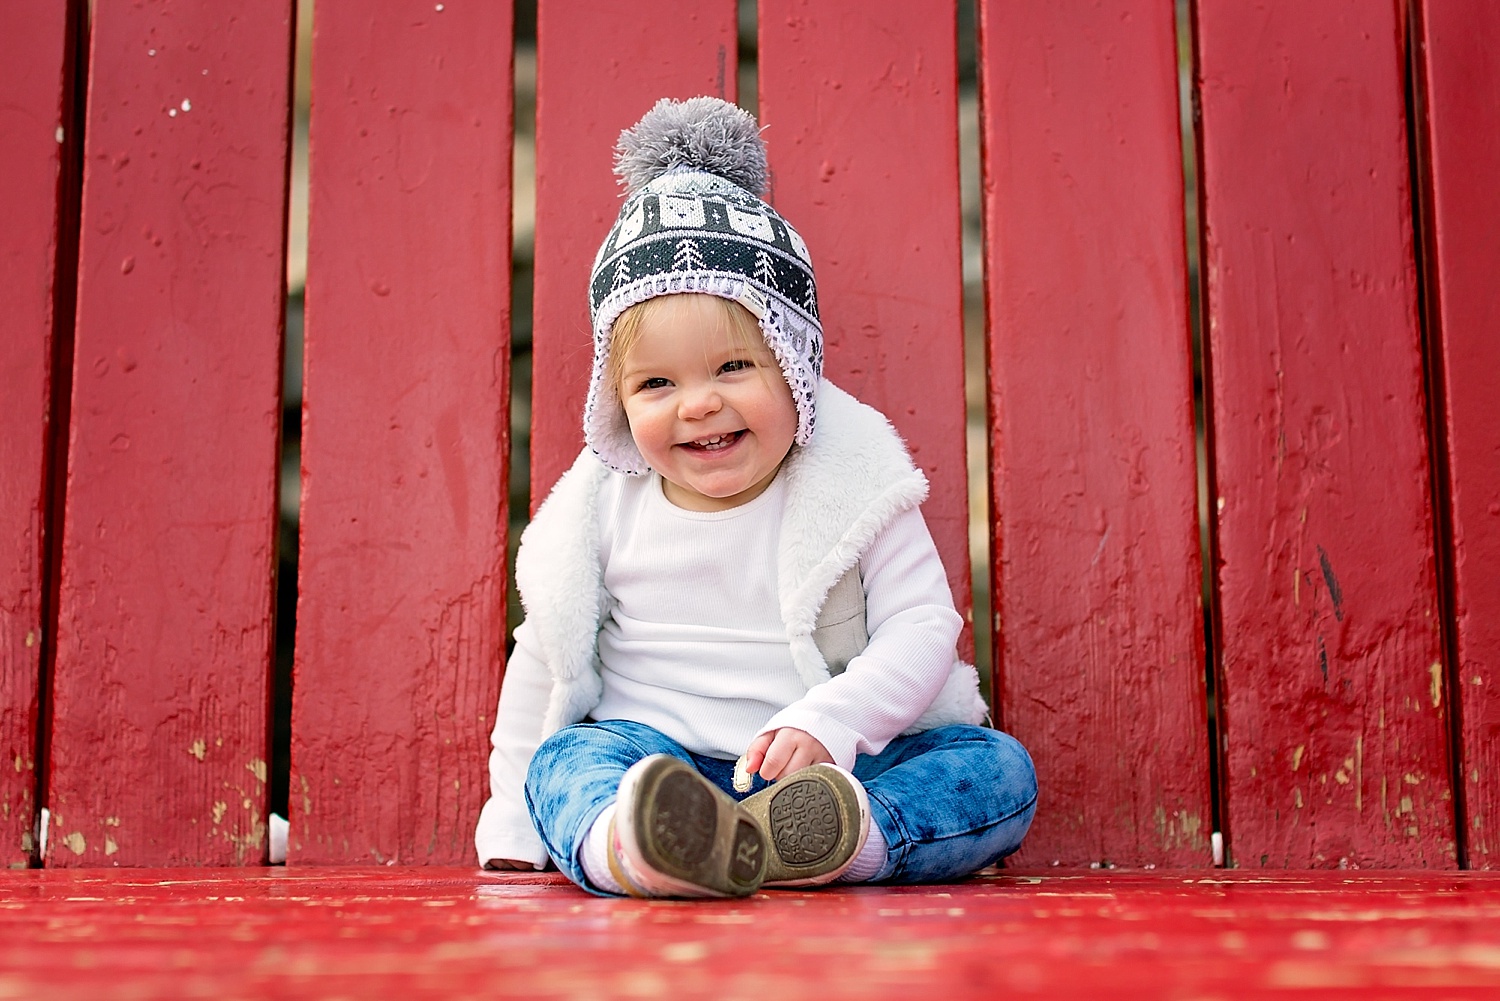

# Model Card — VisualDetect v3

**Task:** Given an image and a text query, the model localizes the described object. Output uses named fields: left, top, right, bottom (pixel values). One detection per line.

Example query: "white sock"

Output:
left=836, top=821, right=888, bottom=883
left=580, top=803, right=626, bottom=895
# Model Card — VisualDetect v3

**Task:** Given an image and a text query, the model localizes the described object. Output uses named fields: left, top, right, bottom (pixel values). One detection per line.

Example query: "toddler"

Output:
left=475, top=96, right=1037, bottom=896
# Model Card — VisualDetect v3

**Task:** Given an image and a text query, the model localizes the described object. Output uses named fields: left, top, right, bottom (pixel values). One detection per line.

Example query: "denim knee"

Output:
left=982, top=728, right=1038, bottom=823
left=862, top=725, right=1038, bottom=883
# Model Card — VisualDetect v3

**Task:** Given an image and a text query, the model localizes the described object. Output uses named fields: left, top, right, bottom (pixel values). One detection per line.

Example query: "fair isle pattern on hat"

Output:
left=583, top=97, right=822, bottom=476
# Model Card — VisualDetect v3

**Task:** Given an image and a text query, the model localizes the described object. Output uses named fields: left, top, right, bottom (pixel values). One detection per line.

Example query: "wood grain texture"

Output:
left=1196, top=2, right=1455, bottom=867
left=0, top=2, right=79, bottom=868
left=1414, top=0, right=1500, bottom=868
left=978, top=1, right=1211, bottom=866
left=5, top=868, right=1500, bottom=997
left=529, top=0, right=738, bottom=507
left=758, top=0, right=973, bottom=651
left=48, top=0, right=292, bottom=865
left=294, top=0, right=513, bottom=864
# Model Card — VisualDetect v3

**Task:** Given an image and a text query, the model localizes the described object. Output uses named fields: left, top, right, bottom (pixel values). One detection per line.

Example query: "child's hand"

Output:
left=744, top=728, right=833, bottom=783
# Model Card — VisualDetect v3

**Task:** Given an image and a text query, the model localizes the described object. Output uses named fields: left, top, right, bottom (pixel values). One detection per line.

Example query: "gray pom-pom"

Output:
left=614, top=96, right=767, bottom=196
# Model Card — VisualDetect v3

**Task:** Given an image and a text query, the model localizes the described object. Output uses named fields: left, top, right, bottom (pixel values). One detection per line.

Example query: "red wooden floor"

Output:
left=3, top=869, right=1500, bottom=999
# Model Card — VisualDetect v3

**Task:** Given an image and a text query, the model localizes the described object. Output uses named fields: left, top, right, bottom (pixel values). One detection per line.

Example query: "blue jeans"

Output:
left=524, top=720, right=1037, bottom=896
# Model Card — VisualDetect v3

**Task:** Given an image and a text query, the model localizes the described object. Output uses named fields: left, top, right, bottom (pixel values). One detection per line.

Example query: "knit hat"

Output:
left=584, top=96, right=823, bottom=475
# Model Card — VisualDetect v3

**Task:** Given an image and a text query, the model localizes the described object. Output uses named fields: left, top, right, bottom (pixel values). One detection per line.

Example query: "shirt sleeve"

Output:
left=474, top=617, right=554, bottom=869
left=757, top=504, right=962, bottom=769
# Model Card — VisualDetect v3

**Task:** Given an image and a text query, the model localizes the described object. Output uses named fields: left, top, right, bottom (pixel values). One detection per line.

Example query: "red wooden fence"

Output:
left=979, top=0, right=1212, bottom=868
left=293, top=1, right=514, bottom=865
left=45, top=0, right=292, bottom=866
left=0, top=3, right=80, bottom=868
left=1197, top=1, right=1454, bottom=868
left=2, top=0, right=1498, bottom=871
left=1415, top=0, right=1500, bottom=870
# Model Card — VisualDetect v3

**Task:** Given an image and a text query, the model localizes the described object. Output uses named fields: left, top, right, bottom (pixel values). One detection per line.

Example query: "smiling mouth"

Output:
left=682, top=430, right=745, bottom=451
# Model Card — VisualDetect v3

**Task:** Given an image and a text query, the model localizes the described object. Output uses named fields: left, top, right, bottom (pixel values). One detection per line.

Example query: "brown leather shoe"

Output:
left=741, top=764, right=870, bottom=887
left=611, top=755, right=767, bottom=898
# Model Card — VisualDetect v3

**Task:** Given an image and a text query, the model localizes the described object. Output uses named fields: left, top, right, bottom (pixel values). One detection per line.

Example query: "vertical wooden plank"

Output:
left=756, top=1, right=973, bottom=645
left=1196, top=3, right=1455, bottom=867
left=978, top=1, right=1211, bottom=866
left=530, top=0, right=738, bottom=505
left=0, top=2, right=81, bottom=867
left=294, top=0, right=513, bottom=864
left=48, top=0, right=292, bottom=865
left=1414, top=0, right=1500, bottom=868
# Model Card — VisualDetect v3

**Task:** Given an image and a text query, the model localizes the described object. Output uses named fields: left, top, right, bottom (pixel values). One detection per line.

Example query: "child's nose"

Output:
left=678, top=382, right=722, bottom=419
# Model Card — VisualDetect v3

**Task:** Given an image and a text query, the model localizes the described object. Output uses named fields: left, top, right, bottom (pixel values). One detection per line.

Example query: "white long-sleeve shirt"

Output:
left=590, top=470, right=962, bottom=766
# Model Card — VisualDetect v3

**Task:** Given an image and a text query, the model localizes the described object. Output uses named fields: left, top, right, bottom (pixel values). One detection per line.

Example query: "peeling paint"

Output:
left=189, top=740, right=207, bottom=761
left=1355, top=736, right=1363, bottom=812
left=1292, top=745, right=1306, bottom=771
left=104, top=837, right=118, bottom=856
left=63, top=832, right=85, bottom=855
left=1429, top=663, right=1443, bottom=708
left=247, top=760, right=267, bottom=784
left=212, top=802, right=227, bottom=825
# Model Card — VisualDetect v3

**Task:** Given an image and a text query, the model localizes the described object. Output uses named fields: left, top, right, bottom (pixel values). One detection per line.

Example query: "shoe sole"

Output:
left=741, top=764, right=869, bottom=886
left=618, top=756, right=766, bottom=897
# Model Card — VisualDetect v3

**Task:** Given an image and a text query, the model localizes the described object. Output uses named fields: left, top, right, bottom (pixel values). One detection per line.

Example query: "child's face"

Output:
left=616, top=295, right=797, bottom=511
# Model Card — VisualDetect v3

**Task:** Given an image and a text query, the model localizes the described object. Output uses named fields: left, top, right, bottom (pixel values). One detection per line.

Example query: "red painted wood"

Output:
left=3, top=868, right=1500, bottom=997
left=0, top=2, right=79, bottom=868
left=1195, top=3, right=1455, bottom=867
left=1414, top=0, right=1500, bottom=868
left=48, top=0, right=291, bottom=866
left=294, top=1, right=513, bottom=864
left=529, top=0, right=738, bottom=506
left=757, top=1, right=974, bottom=652
left=977, top=1, right=1211, bottom=866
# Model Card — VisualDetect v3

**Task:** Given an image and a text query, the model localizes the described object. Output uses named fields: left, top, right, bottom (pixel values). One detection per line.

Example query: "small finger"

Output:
left=760, top=733, right=794, bottom=781
left=744, top=733, right=773, bottom=773
left=785, top=747, right=818, bottom=775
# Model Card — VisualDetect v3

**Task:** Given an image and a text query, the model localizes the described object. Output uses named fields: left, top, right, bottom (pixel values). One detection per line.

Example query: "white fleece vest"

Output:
left=513, top=380, right=987, bottom=740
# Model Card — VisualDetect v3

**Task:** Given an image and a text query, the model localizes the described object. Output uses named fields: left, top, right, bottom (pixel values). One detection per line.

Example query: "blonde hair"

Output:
left=607, top=293, right=768, bottom=391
